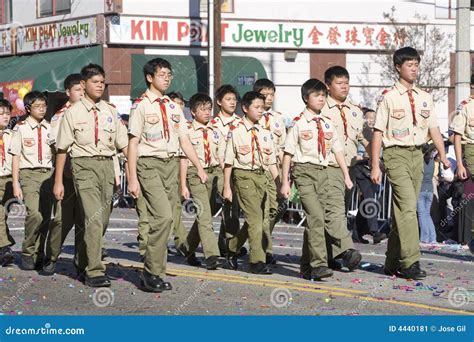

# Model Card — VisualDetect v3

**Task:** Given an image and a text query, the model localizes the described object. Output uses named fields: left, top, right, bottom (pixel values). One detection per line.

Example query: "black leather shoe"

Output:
left=265, top=253, right=277, bottom=265
left=237, top=247, right=248, bottom=257
left=34, top=257, right=44, bottom=270
left=342, top=249, right=362, bottom=271
left=186, top=254, right=202, bottom=267
left=328, top=259, right=342, bottom=270
left=383, top=267, right=397, bottom=276
left=311, top=266, right=333, bottom=280
left=249, top=262, right=273, bottom=275
left=176, top=244, right=188, bottom=257
left=41, top=260, right=56, bottom=275
left=225, top=255, right=239, bottom=270
left=0, top=246, right=13, bottom=266
left=101, top=248, right=108, bottom=260
left=373, top=232, right=387, bottom=245
left=85, top=275, right=111, bottom=287
left=141, top=271, right=172, bottom=292
left=205, top=256, right=220, bottom=270
left=21, top=255, right=35, bottom=270
left=399, top=262, right=426, bottom=280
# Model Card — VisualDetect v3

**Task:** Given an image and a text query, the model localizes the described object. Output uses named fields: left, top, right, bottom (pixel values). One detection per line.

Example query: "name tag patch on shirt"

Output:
left=23, top=138, right=35, bottom=147
left=420, top=110, right=430, bottom=118
left=145, top=114, right=160, bottom=124
left=300, top=130, right=313, bottom=140
left=392, top=128, right=410, bottom=139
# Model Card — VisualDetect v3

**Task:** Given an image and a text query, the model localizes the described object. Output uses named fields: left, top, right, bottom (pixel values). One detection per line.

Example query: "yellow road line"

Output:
left=111, top=262, right=473, bottom=315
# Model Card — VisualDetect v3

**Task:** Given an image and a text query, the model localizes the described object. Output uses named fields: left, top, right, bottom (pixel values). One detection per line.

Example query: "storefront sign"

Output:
left=109, top=16, right=425, bottom=50
left=16, top=18, right=97, bottom=53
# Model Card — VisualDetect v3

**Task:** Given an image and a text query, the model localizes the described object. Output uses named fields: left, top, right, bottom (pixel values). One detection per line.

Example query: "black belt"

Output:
left=295, top=163, right=326, bottom=170
left=74, top=156, right=113, bottom=161
left=386, top=145, right=422, bottom=152
left=236, top=168, right=265, bottom=175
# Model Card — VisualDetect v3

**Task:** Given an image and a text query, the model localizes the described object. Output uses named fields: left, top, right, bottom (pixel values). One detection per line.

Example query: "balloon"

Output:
left=18, top=87, right=29, bottom=99
left=15, top=98, right=25, bottom=112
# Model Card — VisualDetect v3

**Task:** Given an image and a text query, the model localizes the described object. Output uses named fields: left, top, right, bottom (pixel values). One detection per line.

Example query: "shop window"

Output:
left=37, top=0, right=71, bottom=18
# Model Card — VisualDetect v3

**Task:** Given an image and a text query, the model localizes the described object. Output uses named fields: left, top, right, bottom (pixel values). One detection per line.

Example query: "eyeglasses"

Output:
left=155, top=73, right=174, bottom=80
left=31, top=104, right=47, bottom=109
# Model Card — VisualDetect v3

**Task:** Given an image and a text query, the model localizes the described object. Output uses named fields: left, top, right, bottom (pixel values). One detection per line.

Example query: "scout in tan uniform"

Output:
left=280, top=79, right=354, bottom=280
left=223, top=91, right=279, bottom=275
left=127, top=58, right=207, bottom=293
left=213, top=85, right=242, bottom=256
left=54, top=64, right=129, bottom=287
left=9, top=92, right=55, bottom=271
left=43, top=73, right=85, bottom=275
left=320, top=66, right=365, bottom=268
left=0, top=100, right=15, bottom=266
left=179, top=93, right=224, bottom=269
left=371, top=47, right=450, bottom=279
left=450, top=74, right=474, bottom=254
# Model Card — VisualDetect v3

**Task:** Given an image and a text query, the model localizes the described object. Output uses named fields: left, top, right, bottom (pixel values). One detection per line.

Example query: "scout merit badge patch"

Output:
left=392, top=128, right=409, bottom=139
left=300, top=130, right=313, bottom=140
left=23, top=138, right=35, bottom=147
left=392, top=109, right=405, bottom=119
left=145, top=114, right=160, bottom=124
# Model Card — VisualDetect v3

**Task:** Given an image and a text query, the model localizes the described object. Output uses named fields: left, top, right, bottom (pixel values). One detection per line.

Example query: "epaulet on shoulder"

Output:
left=456, top=97, right=471, bottom=111
left=210, top=118, right=217, bottom=125
left=293, top=113, right=303, bottom=122
left=106, top=101, right=117, bottom=109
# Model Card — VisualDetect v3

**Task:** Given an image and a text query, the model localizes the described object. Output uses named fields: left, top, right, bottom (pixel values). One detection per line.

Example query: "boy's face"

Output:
left=66, top=84, right=85, bottom=104
left=171, top=97, right=185, bottom=111
left=327, top=76, right=349, bottom=102
left=243, top=98, right=264, bottom=123
left=192, top=102, right=212, bottom=125
left=29, top=99, right=47, bottom=121
left=306, top=91, right=326, bottom=113
left=365, top=111, right=375, bottom=128
left=147, top=67, right=172, bottom=94
left=396, top=59, right=419, bottom=83
left=217, top=93, right=237, bottom=115
left=0, top=106, right=11, bottom=128
left=81, top=75, right=105, bottom=101
left=258, top=87, right=275, bottom=111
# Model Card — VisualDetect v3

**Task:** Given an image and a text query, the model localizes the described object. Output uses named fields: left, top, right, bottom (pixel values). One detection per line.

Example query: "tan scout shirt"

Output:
left=259, top=110, right=286, bottom=156
left=49, top=101, right=71, bottom=148
left=450, top=96, right=474, bottom=145
left=284, top=109, right=343, bottom=167
left=128, top=89, right=188, bottom=158
left=57, top=98, right=128, bottom=158
left=211, top=112, right=240, bottom=142
left=322, top=96, right=366, bottom=167
left=225, top=117, right=276, bottom=170
left=374, top=82, right=438, bottom=148
left=0, top=129, right=13, bottom=176
left=187, top=120, right=226, bottom=168
left=9, top=117, right=54, bottom=169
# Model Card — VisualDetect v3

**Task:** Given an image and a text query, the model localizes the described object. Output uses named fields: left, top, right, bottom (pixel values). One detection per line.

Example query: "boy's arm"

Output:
left=454, top=133, right=467, bottom=179
left=179, top=135, right=207, bottom=184
left=429, top=127, right=450, bottom=169
left=11, top=155, right=22, bottom=201
left=279, top=153, right=292, bottom=198
left=127, top=136, right=140, bottom=199
left=222, top=164, right=233, bottom=202
left=53, top=152, right=67, bottom=200
left=179, top=157, right=190, bottom=199
left=370, top=130, right=383, bottom=184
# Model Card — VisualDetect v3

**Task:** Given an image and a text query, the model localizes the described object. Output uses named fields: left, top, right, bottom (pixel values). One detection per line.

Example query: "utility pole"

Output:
left=455, top=0, right=471, bottom=106
left=208, top=0, right=222, bottom=102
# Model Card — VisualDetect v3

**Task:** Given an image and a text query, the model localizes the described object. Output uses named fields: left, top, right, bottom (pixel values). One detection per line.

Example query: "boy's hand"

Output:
left=370, top=166, right=382, bottom=185
left=13, top=184, right=23, bottom=201
left=457, top=164, right=468, bottom=180
left=198, top=168, right=208, bottom=184
left=222, top=186, right=232, bottom=202
left=440, top=156, right=451, bottom=170
left=181, top=185, right=190, bottom=200
left=344, top=177, right=354, bottom=191
left=279, top=182, right=291, bottom=199
left=128, top=178, right=141, bottom=199
left=53, top=182, right=64, bottom=201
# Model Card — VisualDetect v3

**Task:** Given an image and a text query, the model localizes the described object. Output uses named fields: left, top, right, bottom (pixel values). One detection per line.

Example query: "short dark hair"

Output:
left=167, top=91, right=184, bottom=102
left=253, top=78, right=275, bottom=93
left=143, top=58, right=172, bottom=87
left=80, top=64, right=105, bottom=81
left=301, top=79, right=327, bottom=104
left=215, top=84, right=238, bottom=104
left=64, top=73, right=82, bottom=91
left=241, top=91, right=265, bottom=111
left=324, top=66, right=350, bottom=85
left=361, top=107, right=375, bottom=116
left=0, top=99, right=13, bottom=112
left=393, top=47, right=421, bottom=68
left=189, top=93, right=212, bottom=112
left=23, top=91, right=48, bottom=114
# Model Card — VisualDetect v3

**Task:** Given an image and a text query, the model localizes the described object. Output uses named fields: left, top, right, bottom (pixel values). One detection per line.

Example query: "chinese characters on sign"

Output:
left=108, top=17, right=425, bottom=51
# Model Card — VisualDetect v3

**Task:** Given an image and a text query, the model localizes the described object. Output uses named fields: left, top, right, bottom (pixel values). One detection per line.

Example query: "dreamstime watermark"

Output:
left=270, top=288, right=292, bottom=308
left=448, top=287, right=471, bottom=308
left=92, top=288, right=115, bottom=308
left=181, top=197, right=204, bottom=219
left=4, top=198, right=27, bottom=218
left=341, top=276, right=392, bottom=315
left=174, top=281, right=209, bottom=314
left=440, top=193, right=474, bottom=228
left=359, top=198, right=381, bottom=219
left=2, top=278, right=35, bottom=311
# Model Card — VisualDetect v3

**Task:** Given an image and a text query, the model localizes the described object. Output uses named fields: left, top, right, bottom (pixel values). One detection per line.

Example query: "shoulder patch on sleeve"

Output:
left=106, top=101, right=116, bottom=109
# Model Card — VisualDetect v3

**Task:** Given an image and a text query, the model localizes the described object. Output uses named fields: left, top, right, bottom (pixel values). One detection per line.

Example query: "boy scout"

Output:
left=10, top=91, right=55, bottom=271
left=371, top=47, right=450, bottom=279
left=0, top=100, right=15, bottom=266
left=127, top=58, right=207, bottom=293
left=320, top=66, right=365, bottom=268
left=212, top=85, right=241, bottom=256
left=54, top=64, right=129, bottom=287
left=450, top=73, right=474, bottom=254
left=179, top=93, right=223, bottom=270
left=223, top=91, right=279, bottom=275
left=43, top=73, right=85, bottom=275
left=280, top=79, right=354, bottom=280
